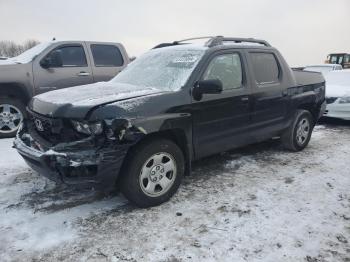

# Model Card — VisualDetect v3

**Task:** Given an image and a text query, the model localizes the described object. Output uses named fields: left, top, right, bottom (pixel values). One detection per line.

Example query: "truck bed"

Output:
left=292, top=69, right=325, bottom=86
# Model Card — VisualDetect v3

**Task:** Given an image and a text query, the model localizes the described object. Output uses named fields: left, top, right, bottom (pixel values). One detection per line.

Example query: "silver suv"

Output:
left=0, top=40, right=130, bottom=137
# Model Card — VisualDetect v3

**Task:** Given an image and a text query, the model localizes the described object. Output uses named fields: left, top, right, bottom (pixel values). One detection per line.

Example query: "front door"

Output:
left=192, top=51, right=252, bottom=159
left=33, top=43, right=94, bottom=95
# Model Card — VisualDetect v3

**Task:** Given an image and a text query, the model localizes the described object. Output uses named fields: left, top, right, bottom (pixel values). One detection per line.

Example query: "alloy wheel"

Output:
left=296, top=117, right=310, bottom=146
left=0, top=104, right=23, bottom=134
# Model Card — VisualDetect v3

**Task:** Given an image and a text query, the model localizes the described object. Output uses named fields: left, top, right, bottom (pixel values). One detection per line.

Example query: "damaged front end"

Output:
left=13, top=112, right=145, bottom=190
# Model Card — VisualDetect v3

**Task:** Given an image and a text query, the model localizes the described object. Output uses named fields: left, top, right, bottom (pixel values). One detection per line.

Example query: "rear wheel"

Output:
left=281, top=109, right=314, bottom=151
left=0, top=98, right=25, bottom=138
left=121, top=138, right=185, bottom=208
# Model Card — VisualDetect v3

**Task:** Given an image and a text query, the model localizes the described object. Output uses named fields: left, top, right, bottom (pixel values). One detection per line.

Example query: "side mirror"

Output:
left=193, top=79, right=223, bottom=100
left=40, top=50, right=63, bottom=69
left=40, top=57, right=51, bottom=69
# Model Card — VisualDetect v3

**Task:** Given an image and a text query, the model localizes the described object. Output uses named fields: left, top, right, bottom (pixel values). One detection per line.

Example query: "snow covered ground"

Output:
left=0, top=120, right=349, bottom=262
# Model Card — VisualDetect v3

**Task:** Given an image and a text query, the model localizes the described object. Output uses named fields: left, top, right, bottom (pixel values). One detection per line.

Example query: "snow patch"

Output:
left=1, top=124, right=350, bottom=261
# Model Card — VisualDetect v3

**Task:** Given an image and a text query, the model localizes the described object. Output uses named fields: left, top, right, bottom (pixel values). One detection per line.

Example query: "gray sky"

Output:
left=0, top=0, right=349, bottom=66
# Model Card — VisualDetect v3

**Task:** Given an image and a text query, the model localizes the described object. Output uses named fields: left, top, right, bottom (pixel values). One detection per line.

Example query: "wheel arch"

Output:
left=0, top=83, right=31, bottom=104
left=115, top=127, right=192, bottom=192
left=296, top=103, right=319, bottom=124
left=129, top=127, right=192, bottom=174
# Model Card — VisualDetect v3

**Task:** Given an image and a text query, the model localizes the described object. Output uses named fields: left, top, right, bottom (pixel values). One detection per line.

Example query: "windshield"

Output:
left=9, top=42, right=51, bottom=64
left=112, top=47, right=205, bottom=91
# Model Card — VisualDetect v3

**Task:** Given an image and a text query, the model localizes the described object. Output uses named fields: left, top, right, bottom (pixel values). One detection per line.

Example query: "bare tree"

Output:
left=22, top=39, right=40, bottom=51
left=0, top=39, right=40, bottom=58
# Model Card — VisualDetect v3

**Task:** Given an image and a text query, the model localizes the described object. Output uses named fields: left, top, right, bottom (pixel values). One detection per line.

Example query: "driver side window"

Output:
left=203, top=53, right=243, bottom=90
left=47, top=45, right=87, bottom=67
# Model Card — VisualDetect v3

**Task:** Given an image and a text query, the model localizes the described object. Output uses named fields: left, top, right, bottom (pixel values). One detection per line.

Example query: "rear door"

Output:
left=191, top=50, right=253, bottom=158
left=246, top=51, right=288, bottom=137
left=87, top=43, right=128, bottom=82
left=33, top=43, right=94, bottom=94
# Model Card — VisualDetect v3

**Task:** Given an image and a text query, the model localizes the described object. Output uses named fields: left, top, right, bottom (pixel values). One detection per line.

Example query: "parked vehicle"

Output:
left=0, top=57, right=7, bottom=60
left=325, top=53, right=350, bottom=69
left=323, top=69, right=350, bottom=120
left=0, top=40, right=129, bottom=137
left=14, top=36, right=326, bottom=207
left=303, top=64, right=342, bottom=76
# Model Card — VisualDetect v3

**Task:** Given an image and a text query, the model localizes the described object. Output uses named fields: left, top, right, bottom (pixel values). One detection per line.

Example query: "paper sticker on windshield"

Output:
left=172, top=55, right=198, bottom=63
left=168, top=55, right=199, bottom=68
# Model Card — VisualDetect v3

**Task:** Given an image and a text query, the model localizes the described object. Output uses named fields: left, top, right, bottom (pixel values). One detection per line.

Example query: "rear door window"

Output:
left=250, top=52, right=280, bottom=85
left=91, top=44, right=124, bottom=67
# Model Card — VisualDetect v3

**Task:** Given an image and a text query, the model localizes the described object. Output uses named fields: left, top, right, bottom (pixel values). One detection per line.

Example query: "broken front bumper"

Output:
left=13, top=123, right=130, bottom=191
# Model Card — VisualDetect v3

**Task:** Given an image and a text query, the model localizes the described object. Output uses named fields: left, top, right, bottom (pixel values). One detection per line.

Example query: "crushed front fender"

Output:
left=13, top=122, right=132, bottom=191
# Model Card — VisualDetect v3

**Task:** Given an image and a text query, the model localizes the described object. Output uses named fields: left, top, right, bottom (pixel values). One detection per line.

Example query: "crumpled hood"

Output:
left=326, top=84, right=350, bottom=98
left=30, top=81, right=163, bottom=118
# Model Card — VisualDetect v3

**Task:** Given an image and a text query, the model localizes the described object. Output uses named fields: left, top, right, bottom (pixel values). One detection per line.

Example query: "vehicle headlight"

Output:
left=339, top=97, right=350, bottom=104
left=71, top=120, right=103, bottom=135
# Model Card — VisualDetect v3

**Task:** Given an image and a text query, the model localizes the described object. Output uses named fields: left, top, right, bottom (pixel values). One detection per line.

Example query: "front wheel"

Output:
left=281, top=109, right=314, bottom=151
left=120, top=138, right=185, bottom=208
left=0, top=98, right=25, bottom=138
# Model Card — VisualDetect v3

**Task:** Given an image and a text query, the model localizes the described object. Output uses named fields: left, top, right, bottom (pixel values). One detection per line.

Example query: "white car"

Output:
left=304, top=64, right=342, bottom=76
left=324, top=69, right=350, bottom=120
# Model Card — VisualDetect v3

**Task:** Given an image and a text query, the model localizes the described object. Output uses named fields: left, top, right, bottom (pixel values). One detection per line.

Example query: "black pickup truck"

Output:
left=14, top=37, right=326, bottom=207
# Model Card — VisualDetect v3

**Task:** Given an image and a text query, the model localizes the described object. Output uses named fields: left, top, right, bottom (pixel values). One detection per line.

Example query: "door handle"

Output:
left=77, top=72, right=90, bottom=76
left=241, top=97, right=249, bottom=103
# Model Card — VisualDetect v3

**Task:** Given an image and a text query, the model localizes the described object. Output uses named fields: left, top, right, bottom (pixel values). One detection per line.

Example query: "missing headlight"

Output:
left=71, top=120, right=103, bottom=135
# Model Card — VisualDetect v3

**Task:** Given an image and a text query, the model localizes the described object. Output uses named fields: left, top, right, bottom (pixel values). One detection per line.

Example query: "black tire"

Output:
left=120, top=138, right=185, bottom=208
left=0, top=97, right=26, bottom=138
left=281, top=109, right=314, bottom=151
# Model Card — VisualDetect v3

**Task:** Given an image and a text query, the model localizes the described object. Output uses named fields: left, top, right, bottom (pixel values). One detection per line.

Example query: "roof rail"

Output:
left=153, top=36, right=271, bottom=49
left=206, top=37, right=271, bottom=47
left=173, top=36, right=216, bottom=44
left=153, top=36, right=216, bottom=49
